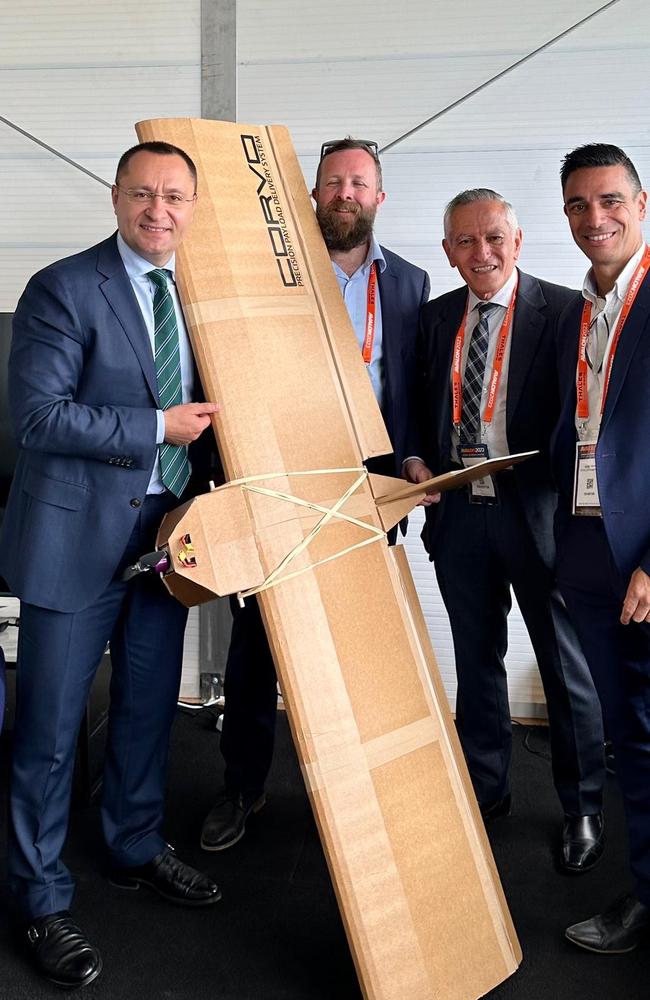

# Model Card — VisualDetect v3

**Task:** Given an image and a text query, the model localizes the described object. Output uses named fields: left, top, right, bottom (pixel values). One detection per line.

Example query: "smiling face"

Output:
left=312, top=148, right=386, bottom=252
left=111, top=150, right=196, bottom=266
left=563, top=164, right=647, bottom=291
left=443, top=200, right=522, bottom=300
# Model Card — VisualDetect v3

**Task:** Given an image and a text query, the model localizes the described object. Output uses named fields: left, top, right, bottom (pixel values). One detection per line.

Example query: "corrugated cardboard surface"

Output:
left=136, top=117, right=521, bottom=999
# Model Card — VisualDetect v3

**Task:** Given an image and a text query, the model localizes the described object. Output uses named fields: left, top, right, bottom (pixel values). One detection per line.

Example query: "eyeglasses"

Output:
left=319, top=139, right=379, bottom=162
left=116, top=187, right=197, bottom=206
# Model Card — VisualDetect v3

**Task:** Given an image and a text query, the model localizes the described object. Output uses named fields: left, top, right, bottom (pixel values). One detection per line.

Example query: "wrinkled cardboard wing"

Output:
left=137, top=117, right=521, bottom=1000
left=369, top=451, right=538, bottom=532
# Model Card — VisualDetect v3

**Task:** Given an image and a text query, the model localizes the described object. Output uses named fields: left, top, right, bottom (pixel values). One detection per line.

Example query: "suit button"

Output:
left=130, top=498, right=141, bottom=508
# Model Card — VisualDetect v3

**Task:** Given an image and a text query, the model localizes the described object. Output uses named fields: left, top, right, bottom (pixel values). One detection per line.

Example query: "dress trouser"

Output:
left=9, top=492, right=188, bottom=919
left=556, top=515, right=650, bottom=906
left=220, top=595, right=278, bottom=798
left=430, top=476, right=605, bottom=813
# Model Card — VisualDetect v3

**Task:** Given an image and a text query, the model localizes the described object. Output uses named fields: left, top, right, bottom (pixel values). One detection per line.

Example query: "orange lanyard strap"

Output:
left=451, top=278, right=518, bottom=428
left=576, top=245, right=650, bottom=421
left=361, top=261, right=378, bottom=364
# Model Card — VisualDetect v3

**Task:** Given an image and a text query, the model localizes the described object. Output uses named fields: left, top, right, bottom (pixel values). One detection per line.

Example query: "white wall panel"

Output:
left=0, top=2, right=199, bottom=65
left=238, top=0, right=650, bottom=716
left=0, top=2, right=201, bottom=310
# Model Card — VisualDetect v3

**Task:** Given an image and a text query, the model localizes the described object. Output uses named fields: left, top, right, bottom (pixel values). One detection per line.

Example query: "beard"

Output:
left=316, top=199, right=376, bottom=253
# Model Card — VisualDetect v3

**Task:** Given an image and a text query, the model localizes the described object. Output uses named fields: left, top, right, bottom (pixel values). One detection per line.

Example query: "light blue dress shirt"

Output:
left=331, top=237, right=386, bottom=407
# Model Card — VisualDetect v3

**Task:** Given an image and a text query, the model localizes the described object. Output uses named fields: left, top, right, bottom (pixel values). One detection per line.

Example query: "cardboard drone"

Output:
left=135, top=117, right=522, bottom=1000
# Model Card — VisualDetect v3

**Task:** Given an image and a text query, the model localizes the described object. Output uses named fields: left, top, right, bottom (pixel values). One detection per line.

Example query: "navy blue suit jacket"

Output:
left=376, top=246, right=430, bottom=472
left=413, top=270, right=575, bottom=568
left=552, top=272, right=650, bottom=582
left=0, top=234, right=208, bottom=613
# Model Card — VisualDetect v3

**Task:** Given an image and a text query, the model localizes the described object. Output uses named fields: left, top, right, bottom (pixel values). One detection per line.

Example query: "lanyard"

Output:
left=361, top=262, right=378, bottom=364
left=451, top=277, right=518, bottom=429
left=576, top=245, right=650, bottom=421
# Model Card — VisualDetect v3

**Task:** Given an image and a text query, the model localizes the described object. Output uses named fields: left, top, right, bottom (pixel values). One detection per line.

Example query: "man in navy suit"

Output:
left=0, top=142, right=221, bottom=988
left=404, top=189, right=605, bottom=869
left=200, top=138, right=430, bottom=852
left=552, top=144, right=650, bottom=953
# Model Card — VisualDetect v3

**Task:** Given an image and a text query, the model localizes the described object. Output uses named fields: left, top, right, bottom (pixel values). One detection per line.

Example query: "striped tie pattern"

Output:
left=460, top=302, right=497, bottom=445
left=148, top=269, right=191, bottom=497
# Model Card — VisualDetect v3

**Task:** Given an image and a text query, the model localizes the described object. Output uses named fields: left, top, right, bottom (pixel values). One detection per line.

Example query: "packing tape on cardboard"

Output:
left=229, top=467, right=385, bottom=604
left=183, top=295, right=315, bottom=328
left=301, top=716, right=440, bottom=793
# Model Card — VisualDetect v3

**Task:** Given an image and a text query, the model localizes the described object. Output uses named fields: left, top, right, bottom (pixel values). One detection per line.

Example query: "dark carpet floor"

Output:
left=0, top=712, right=645, bottom=1000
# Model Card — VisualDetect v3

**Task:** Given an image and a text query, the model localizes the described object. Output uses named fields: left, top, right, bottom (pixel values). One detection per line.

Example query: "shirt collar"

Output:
left=582, top=242, right=645, bottom=309
left=467, top=266, right=518, bottom=315
left=331, top=236, right=386, bottom=281
left=116, top=232, right=176, bottom=281
left=367, top=236, right=386, bottom=274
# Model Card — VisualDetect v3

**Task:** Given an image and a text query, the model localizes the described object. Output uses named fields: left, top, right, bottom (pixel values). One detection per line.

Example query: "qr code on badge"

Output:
left=586, top=477, right=594, bottom=490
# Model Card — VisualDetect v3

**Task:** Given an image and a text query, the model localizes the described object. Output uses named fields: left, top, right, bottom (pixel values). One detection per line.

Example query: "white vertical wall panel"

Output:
left=1, top=1, right=202, bottom=685
left=0, top=1, right=201, bottom=310
left=237, top=0, right=650, bottom=716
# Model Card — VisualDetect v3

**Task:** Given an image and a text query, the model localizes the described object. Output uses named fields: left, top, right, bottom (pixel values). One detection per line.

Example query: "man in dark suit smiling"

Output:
left=0, top=141, right=221, bottom=989
left=405, top=188, right=605, bottom=869
left=553, top=144, right=650, bottom=953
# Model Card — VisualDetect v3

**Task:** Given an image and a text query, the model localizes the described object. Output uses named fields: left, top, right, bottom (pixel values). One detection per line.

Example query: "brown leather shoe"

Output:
left=109, top=847, right=221, bottom=906
left=25, top=911, right=102, bottom=988
left=566, top=895, right=650, bottom=953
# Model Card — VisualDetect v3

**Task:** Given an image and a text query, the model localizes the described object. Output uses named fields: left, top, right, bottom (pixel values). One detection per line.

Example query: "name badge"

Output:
left=573, top=440, right=601, bottom=517
left=459, top=443, right=497, bottom=503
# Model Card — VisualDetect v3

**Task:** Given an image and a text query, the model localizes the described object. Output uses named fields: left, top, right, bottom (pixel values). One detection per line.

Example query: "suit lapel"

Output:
left=376, top=257, right=399, bottom=417
left=437, top=290, right=467, bottom=463
left=506, top=271, right=545, bottom=428
left=600, top=271, right=650, bottom=434
left=97, top=235, right=159, bottom=404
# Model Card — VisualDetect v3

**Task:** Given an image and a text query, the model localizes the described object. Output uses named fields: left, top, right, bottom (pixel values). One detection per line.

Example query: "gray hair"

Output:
left=443, top=188, right=519, bottom=238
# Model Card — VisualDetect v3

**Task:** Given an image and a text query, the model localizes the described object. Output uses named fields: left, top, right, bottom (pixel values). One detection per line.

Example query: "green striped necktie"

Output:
left=148, top=268, right=191, bottom=497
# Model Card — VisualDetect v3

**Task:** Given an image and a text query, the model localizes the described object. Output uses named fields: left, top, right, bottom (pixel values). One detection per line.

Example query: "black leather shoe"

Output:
left=109, top=847, right=221, bottom=906
left=25, top=911, right=102, bottom=988
left=201, top=788, right=266, bottom=851
left=480, top=793, right=512, bottom=822
left=560, top=811, right=604, bottom=873
left=566, top=895, right=650, bottom=953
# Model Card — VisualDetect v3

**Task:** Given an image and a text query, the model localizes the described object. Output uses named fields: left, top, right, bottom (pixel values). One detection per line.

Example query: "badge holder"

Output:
left=458, top=443, right=498, bottom=505
left=572, top=440, right=601, bottom=517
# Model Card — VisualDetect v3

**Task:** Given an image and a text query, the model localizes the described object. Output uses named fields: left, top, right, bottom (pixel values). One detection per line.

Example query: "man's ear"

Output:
left=442, top=238, right=455, bottom=269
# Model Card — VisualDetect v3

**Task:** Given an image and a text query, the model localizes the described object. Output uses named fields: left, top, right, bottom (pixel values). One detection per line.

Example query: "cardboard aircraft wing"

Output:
left=136, top=117, right=521, bottom=1000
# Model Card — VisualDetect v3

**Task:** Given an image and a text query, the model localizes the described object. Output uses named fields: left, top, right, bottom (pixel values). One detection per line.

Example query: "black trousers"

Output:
left=556, top=515, right=650, bottom=905
left=220, top=595, right=278, bottom=797
left=431, top=477, right=605, bottom=814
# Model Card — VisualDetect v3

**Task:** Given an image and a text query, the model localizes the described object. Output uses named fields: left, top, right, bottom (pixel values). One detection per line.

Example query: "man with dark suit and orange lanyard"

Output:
left=553, top=144, right=650, bottom=953
left=404, top=188, right=606, bottom=871
left=200, top=138, right=430, bottom=853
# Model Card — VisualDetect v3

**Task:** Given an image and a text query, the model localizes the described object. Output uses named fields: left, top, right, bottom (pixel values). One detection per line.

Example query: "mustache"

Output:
left=322, top=198, right=360, bottom=216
